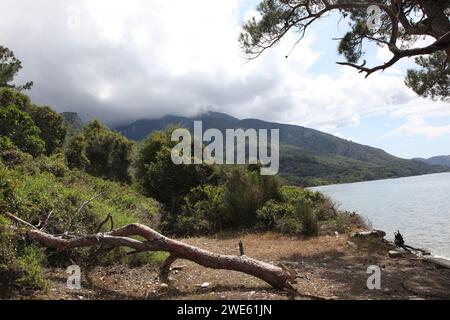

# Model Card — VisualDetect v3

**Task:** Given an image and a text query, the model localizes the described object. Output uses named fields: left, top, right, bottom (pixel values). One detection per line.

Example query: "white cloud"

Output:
left=386, top=116, right=450, bottom=139
left=0, top=0, right=448, bottom=144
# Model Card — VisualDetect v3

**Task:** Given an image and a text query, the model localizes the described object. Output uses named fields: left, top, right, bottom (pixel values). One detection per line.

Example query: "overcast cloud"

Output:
left=0, top=0, right=449, bottom=158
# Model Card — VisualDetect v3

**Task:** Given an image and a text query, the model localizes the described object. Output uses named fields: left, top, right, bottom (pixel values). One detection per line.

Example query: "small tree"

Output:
left=29, top=106, right=67, bottom=155
left=134, top=130, right=215, bottom=209
left=1, top=88, right=67, bottom=155
left=65, top=135, right=90, bottom=170
left=66, top=120, right=134, bottom=183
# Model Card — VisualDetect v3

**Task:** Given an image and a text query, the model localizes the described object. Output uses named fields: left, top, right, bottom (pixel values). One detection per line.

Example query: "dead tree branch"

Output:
left=2, top=212, right=298, bottom=292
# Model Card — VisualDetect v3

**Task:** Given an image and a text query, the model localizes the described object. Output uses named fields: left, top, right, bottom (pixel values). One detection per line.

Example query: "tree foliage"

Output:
left=0, top=88, right=67, bottom=156
left=405, top=51, right=450, bottom=101
left=66, top=120, right=134, bottom=183
left=134, top=129, right=216, bottom=210
left=240, top=0, right=450, bottom=101
left=29, top=106, right=67, bottom=155
left=0, top=46, right=33, bottom=90
left=0, top=104, right=45, bottom=157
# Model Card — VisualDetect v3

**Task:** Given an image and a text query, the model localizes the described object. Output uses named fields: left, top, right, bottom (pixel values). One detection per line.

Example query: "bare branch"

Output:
left=66, top=192, right=104, bottom=234
left=3, top=212, right=298, bottom=292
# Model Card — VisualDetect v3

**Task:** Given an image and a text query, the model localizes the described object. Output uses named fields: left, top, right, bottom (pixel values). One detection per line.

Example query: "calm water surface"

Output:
left=311, top=173, right=450, bottom=258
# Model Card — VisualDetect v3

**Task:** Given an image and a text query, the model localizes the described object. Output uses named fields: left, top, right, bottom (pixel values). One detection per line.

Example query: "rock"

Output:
left=424, top=257, right=450, bottom=269
left=347, top=241, right=358, bottom=249
left=334, top=231, right=339, bottom=238
left=351, top=230, right=386, bottom=239
left=171, top=265, right=186, bottom=271
left=160, top=283, right=169, bottom=290
left=389, top=250, right=403, bottom=258
left=201, top=282, right=210, bottom=289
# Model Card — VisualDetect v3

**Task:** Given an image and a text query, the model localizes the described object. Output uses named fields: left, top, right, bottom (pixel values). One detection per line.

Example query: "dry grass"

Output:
left=7, top=232, right=450, bottom=300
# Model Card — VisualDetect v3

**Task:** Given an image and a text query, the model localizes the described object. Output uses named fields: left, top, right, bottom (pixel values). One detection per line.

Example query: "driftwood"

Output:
left=3, top=212, right=297, bottom=292
left=395, top=230, right=430, bottom=255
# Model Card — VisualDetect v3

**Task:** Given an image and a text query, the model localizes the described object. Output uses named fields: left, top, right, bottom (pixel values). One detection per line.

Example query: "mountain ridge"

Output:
left=114, top=112, right=449, bottom=186
left=414, top=155, right=450, bottom=168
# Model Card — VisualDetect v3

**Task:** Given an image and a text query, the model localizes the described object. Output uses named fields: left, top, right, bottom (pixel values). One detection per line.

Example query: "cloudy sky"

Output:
left=0, top=0, right=449, bottom=159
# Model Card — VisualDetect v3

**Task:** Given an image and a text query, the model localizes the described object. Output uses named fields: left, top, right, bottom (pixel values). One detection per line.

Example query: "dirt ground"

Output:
left=7, top=232, right=450, bottom=300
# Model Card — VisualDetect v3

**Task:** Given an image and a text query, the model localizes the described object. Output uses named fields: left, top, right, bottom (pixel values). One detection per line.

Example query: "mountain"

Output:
left=414, top=156, right=450, bottom=168
left=115, top=112, right=449, bottom=186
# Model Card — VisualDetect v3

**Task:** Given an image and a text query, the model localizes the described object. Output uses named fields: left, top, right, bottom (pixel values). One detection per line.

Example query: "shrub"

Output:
left=65, top=120, right=134, bottom=183
left=29, top=106, right=67, bottom=155
left=256, top=200, right=294, bottom=231
left=298, top=201, right=319, bottom=236
left=173, top=185, right=227, bottom=235
left=0, top=154, right=161, bottom=296
left=15, top=246, right=48, bottom=290
left=0, top=87, right=32, bottom=111
left=65, top=135, right=90, bottom=170
left=135, top=130, right=217, bottom=211
left=0, top=136, right=32, bottom=167
left=0, top=104, right=45, bottom=156
left=0, top=216, right=16, bottom=270
left=124, top=251, right=170, bottom=268
left=0, top=217, right=48, bottom=292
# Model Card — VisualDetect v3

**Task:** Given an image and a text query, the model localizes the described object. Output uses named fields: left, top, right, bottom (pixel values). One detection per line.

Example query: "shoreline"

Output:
left=310, top=173, right=450, bottom=261
left=309, top=171, right=450, bottom=189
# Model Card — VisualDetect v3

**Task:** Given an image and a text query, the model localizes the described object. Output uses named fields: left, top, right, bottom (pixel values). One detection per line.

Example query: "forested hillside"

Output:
left=115, top=112, right=449, bottom=186
left=415, top=156, right=450, bottom=168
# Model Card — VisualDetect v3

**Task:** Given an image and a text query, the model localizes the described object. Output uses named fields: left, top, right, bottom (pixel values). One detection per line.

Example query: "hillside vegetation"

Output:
left=1, top=88, right=364, bottom=295
left=115, top=112, right=449, bottom=186
left=415, top=155, right=450, bottom=168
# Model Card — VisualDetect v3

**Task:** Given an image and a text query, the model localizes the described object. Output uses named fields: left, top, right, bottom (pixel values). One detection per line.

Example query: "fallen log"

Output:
left=3, top=212, right=297, bottom=292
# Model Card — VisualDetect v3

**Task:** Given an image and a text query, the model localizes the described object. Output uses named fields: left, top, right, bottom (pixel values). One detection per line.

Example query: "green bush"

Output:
left=15, top=246, right=48, bottom=290
left=256, top=200, right=294, bottom=231
left=0, top=216, right=16, bottom=270
left=0, top=88, right=69, bottom=157
left=65, top=135, right=90, bottom=170
left=135, top=130, right=216, bottom=211
left=166, top=166, right=282, bottom=236
left=0, top=104, right=45, bottom=157
left=65, top=120, right=134, bottom=183
left=29, top=106, right=67, bottom=155
left=124, top=251, right=170, bottom=268
left=298, top=201, right=319, bottom=236
left=0, top=136, right=33, bottom=167
left=0, top=217, right=48, bottom=292
left=0, top=155, right=161, bottom=292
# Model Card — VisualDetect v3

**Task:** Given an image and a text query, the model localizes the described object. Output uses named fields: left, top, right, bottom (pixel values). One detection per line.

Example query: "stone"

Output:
left=347, top=241, right=358, bottom=249
left=201, top=282, right=210, bottom=289
left=351, top=230, right=386, bottom=239
left=424, top=257, right=450, bottom=269
left=160, top=283, right=169, bottom=290
left=389, top=250, right=403, bottom=258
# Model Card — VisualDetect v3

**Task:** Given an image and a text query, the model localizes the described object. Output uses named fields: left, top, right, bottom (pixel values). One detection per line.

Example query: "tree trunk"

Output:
left=4, top=212, right=297, bottom=292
